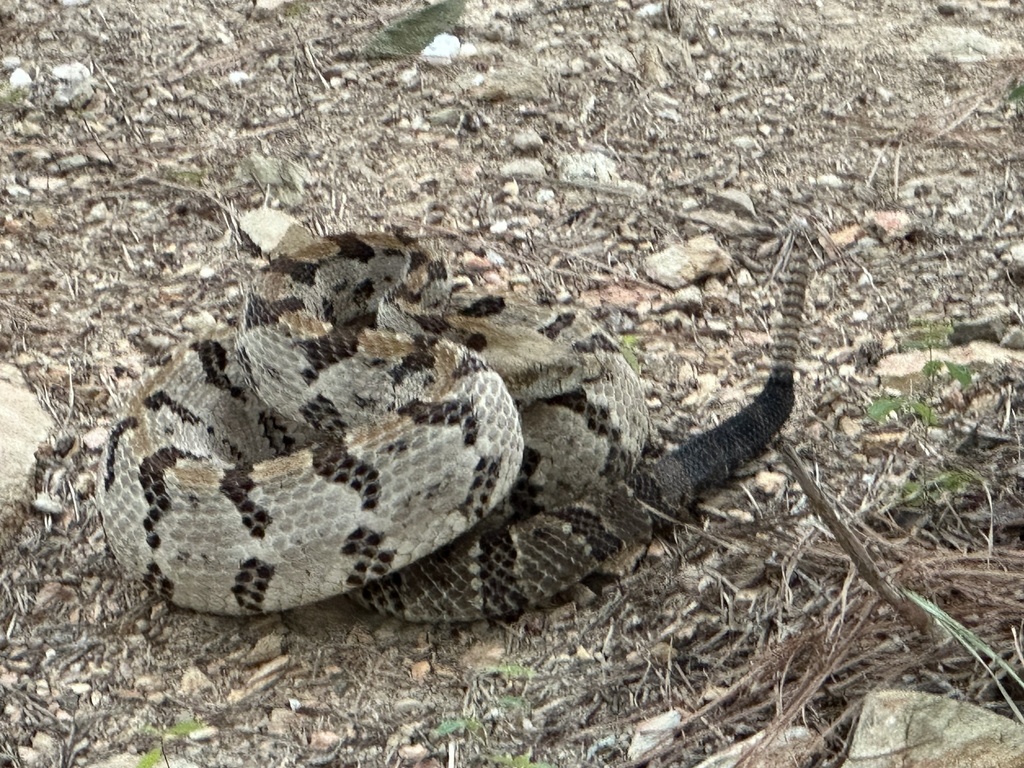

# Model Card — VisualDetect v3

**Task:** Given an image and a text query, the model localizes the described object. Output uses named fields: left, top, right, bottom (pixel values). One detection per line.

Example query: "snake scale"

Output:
left=98, top=226, right=810, bottom=621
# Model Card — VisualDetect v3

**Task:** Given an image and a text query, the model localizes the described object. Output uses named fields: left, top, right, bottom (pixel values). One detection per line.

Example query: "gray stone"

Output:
left=0, top=365, right=53, bottom=543
left=949, top=318, right=1004, bottom=346
left=643, top=236, right=733, bottom=289
left=1001, top=328, right=1024, bottom=350
left=708, top=189, right=756, bottom=218
left=511, top=128, right=544, bottom=153
left=499, top=158, right=546, bottom=179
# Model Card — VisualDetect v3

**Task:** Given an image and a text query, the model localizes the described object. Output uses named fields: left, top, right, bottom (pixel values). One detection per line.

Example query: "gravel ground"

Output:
left=2, top=0, right=1024, bottom=765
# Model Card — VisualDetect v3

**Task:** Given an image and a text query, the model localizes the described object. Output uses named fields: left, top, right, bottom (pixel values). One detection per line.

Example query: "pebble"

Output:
left=511, top=128, right=544, bottom=153
left=643, top=236, right=732, bottom=289
left=500, top=158, right=546, bottom=179
left=9, top=68, right=31, bottom=89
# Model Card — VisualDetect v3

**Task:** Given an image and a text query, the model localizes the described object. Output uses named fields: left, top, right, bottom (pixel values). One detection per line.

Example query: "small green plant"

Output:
left=901, top=319, right=953, bottom=351
left=1010, top=80, right=1024, bottom=104
left=868, top=359, right=972, bottom=427
left=433, top=717, right=484, bottom=738
left=0, top=85, right=27, bottom=107
left=136, top=719, right=206, bottom=768
left=901, top=468, right=982, bottom=506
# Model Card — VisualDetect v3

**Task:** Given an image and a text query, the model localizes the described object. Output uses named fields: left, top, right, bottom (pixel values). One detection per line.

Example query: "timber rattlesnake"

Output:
left=98, top=226, right=810, bottom=621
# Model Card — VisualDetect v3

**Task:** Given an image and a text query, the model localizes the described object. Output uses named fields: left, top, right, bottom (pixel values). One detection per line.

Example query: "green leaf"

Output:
left=943, top=361, right=972, bottom=388
left=164, top=719, right=205, bottom=737
left=1010, top=81, right=1024, bottom=103
left=909, top=400, right=936, bottom=426
left=135, top=747, right=164, bottom=768
left=867, top=397, right=903, bottom=422
left=363, top=0, right=467, bottom=59
left=921, top=359, right=942, bottom=378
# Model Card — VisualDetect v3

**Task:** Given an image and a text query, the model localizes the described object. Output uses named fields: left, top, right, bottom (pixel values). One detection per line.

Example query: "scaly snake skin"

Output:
left=98, top=227, right=810, bottom=621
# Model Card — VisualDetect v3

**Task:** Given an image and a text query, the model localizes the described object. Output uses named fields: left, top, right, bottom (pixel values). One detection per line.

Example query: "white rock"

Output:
left=627, top=710, right=681, bottom=760
left=0, top=365, right=54, bottom=535
left=9, top=68, right=32, bottom=89
left=228, top=71, right=250, bottom=85
left=421, top=33, right=461, bottom=62
left=558, top=151, right=618, bottom=184
left=51, top=62, right=90, bottom=83
left=847, top=690, right=1024, bottom=767
left=238, top=208, right=311, bottom=256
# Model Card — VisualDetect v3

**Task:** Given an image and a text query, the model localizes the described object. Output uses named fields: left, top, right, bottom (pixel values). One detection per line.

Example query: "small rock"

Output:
left=557, top=151, right=617, bottom=185
left=82, top=425, right=109, bottom=451
left=500, top=158, right=546, bottom=179
left=627, top=710, right=681, bottom=760
left=754, top=470, right=787, bottom=496
left=238, top=208, right=310, bottom=256
left=863, top=210, right=915, bottom=240
left=1001, top=328, right=1024, bottom=350
left=421, top=33, right=460, bottom=62
left=9, top=67, right=31, bottom=89
left=398, top=743, right=429, bottom=761
left=86, top=201, right=109, bottom=222
left=472, top=66, right=547, bottom=101
left=227, top=71, right=249, bottom=85
left=0, top=365, right=54, bottom=537
left=310, top=730, right=341, bottom=751
left=511, top=128, right=544, bottom=153
left=398, top=66, right=420, bottom=88
left=246, top=632, right=284, bottom=665
left=949, top=318, right=1004, bottom=346
left=180, top=666, right=215, bottom=695
left=815, top=173, right=845, bottom=189
left=643, top=236, right=733, bottom=289
left=708, top=189, right=755, bottom=218
left=410, top=660, right=431, bottom=681
left=187, top=726, right=218, bottom=742
left=731, top=135, right=760, bottom=150
left=51, top=62, right=90, bottom=82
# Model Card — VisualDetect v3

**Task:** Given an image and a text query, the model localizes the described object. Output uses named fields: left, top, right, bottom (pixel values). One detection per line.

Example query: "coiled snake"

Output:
left=98, top=228, right=809, bottom=621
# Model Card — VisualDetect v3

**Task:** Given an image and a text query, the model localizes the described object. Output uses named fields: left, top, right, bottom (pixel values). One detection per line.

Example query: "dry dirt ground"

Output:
left=3, top=0, right=1024, bottom=766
